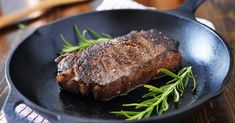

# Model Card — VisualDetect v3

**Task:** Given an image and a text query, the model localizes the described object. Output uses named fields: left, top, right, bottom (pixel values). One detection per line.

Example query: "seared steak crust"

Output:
left=55, top=30, right=182, bottom=101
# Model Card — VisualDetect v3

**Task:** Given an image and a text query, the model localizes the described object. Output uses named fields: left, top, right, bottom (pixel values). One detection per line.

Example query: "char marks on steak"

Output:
left=55, top=29, right=182, bottom=101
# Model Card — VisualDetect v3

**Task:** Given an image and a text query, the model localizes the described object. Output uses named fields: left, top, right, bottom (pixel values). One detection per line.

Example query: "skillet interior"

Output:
left=8, top=10, right=231, bottom=120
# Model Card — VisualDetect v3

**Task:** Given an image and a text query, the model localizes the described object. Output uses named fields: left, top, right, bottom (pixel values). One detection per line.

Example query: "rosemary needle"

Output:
left=60, top=25, right=113, bottom=54
left=111, top=66, right=196, bottom=120
left=59, top=26, right=197, bottom=120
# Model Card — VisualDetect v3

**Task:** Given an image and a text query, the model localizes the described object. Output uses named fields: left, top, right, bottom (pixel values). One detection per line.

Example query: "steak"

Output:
left=55, top=29, right=182, bottom=101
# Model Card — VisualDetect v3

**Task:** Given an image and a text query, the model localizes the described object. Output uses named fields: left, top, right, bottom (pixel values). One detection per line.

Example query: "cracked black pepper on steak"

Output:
left=55, top=29, right=182, bottom=101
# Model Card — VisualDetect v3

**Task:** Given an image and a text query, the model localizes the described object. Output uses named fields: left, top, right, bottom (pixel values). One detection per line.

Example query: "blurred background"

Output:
left=0, top=0, right=235, bottom=123
left=0, top=0, right=185, bottom=29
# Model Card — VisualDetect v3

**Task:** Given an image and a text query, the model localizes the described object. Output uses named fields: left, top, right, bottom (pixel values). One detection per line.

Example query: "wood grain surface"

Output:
left=0, top=0, right=235, bottom=123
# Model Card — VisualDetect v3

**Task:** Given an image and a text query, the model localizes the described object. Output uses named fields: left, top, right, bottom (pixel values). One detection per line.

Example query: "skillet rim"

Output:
left=4, top=9, right=233, bottom=122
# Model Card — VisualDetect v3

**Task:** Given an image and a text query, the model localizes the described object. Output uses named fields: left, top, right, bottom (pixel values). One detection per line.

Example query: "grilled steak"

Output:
left=55, top=29, right=182, bottom=101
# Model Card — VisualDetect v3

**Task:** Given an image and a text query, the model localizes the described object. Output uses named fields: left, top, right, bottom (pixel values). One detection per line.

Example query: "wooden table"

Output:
left=0, top=0, right=235, bottom=122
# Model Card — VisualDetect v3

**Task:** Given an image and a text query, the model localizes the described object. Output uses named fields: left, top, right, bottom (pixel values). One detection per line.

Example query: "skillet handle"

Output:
left=167, top=0, right=204, bottom=19
left=3, top=86, right=59, bottom=123
left=3, top=87, right=29, bottom=123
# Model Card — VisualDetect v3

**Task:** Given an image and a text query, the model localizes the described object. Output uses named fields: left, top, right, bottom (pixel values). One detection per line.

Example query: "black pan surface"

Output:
left=3, top=0, right=232, bottom=123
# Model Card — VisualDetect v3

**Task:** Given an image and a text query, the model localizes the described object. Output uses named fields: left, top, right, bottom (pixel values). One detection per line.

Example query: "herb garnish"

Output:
left=111, top=66, right=196, bottom=120
left=60, top=25, right=113, bottom=54
left=59, top=27, right=196, bottom=120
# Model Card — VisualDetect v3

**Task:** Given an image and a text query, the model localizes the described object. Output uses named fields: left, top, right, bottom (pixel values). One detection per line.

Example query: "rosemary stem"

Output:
left=111, top=66, right=196, bottom=120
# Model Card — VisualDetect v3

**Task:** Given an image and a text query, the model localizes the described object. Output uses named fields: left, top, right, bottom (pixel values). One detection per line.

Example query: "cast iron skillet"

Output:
left=3, top=0, right=233, bottom=123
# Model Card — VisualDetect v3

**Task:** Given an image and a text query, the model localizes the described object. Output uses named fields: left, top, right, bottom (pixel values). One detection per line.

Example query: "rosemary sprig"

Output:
left=111, top=66, right=196, bottom=120
left=60, top=25, right=113, bottom=54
